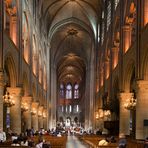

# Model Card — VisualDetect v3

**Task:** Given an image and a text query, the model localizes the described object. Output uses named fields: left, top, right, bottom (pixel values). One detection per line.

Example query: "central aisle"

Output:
left=66, top=135, right=90, bottom=148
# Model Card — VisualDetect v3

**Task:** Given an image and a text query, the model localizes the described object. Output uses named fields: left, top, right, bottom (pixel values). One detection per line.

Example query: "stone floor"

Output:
left=66, top=135, right=90, bottom=148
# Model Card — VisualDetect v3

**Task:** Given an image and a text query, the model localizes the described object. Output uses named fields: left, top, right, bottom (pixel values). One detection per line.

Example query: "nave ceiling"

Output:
left=40, top=0, right=101, bottom=83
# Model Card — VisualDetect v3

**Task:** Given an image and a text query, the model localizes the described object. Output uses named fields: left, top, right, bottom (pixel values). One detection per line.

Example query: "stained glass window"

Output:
left=107, top=1, right=111, bottom=31
left=74, top=84, right=79, bottom=99
left=66, top=84, right=72, bottom=99
left=59, top=84, right=64, bottom=98
left=115, top=0, right=120, bottom=10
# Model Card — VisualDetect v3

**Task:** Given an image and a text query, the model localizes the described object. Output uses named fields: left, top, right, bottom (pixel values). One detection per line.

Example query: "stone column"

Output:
left=111, top=47, right=119, bottom=69
left=31, top=102, right=39, bottom=131
left=123, top=25, right=132, bottom=53
left=0, top=72, right=4, bottom=129
left=136, top=80, right=148, bottom=139
left=10, top=15, right=17, bottom=46
left=0, top=0, right=4, bottom=70
left=43, top=109, right=47, bottom=130
left=99, top=69, right=103, bottom=88
left=119, top=93, right=132, bottom=136
left=38, top=106, right=43, bottom=129
left=105, top=60, right=110, bottom=79
left=50, top=66, right=57, bottom=128
left=7, top=87, right=22, bottom=134
left=144, top=0, right=148, bottom=25
left=22, top=96, right=32, bottom=130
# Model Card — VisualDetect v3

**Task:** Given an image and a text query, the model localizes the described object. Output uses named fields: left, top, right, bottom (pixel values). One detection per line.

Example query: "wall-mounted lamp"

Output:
left=21, top=102, right=28, bottom=112
left=104, top=110, right=111, bottom=117
left=95, top=109, right=104, bottom=119
left=3, top=91, right=15, bottom=107
left=31, top=108, right=37, bottom=115
left=124, top=95, right=136, bottom=110
left=43, top=111, right=47, bottom=118
left=38, top=111, right=42, bottom=117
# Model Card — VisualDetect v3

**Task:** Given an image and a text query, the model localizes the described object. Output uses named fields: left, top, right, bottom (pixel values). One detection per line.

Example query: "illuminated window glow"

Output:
left=66, top=84, right=72, bottom=99
left=107, top=1, right=111, bottom=31
left=74, top=84, right=79, bottom=99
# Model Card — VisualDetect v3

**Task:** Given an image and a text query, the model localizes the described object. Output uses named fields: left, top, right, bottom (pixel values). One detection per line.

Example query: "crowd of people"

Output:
left=0, top=126, right=148, bottom=148
left=0, top=127, right=51, bottom=147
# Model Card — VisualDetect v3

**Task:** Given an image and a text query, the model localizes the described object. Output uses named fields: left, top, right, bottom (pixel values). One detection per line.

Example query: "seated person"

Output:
left=21, top=136, right=28, bottom=146
left=11, top=139, right=20, bottom=146
left=43, top=142, right=51, bottom=148
left=110, top=136, right=116, bottom=143
left=36, top=136, right=45, bottom=148
left=118, top=134, right=127, bottom=148
left=11, top=133, right=18, bottom=141
left=0, top=127, right=6, bottom=142
left=57, top=132, right=62, bottom=137
left=102, top=128, right=109, bottom=135
left=98, top=138, right=109, bottom=146
left=144, top=137, right=148, bottom=148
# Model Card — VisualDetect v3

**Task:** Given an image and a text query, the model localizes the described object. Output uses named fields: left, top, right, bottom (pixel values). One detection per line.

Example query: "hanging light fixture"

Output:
left=31, top=108, right=37, bottom=115
left=104, top=110, right=111, bottom=117
left=3, top=91, right=15, bottom=107
left=21, top=102, right=28, bottom=112
left=124, top=94, right=136, bottom=110
left=38, top=110, right=42, bottom=117
left=43, top=111, right=47, bottom=118
left=95, top=108, right=104, bottom=119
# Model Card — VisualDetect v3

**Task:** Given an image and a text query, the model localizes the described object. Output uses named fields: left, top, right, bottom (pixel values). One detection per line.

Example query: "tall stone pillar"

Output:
left=31, top=102, right=39, bottom=131
left=22, top=96, right=32, bottom=130
left=105, top=60, right=110, bottom=79
left=123, top=25, right=132, bottom=53
left=43, top=109, right=47, bottom=130
left=7, top=87, right=22, bottom=134
left=119, top=93, right=132, bottom=136
left=136, top=80, right=148, bottom=139
left=111, top=47, right=119, bottom=69
left=0, top=72, right=4, bottom=129
left=144, top=0, right=148, bottom=25
left=10, top=15, right=17, bottom=46
left=0, top=0, right=4, bottom=70
left=50, top=66, right=57, bottom=128
left=38, top=106, right=43, bottom=129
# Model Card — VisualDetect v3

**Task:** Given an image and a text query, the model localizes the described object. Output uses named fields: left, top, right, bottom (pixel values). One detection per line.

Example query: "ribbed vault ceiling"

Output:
left=41, top=0, right=101, bottom=83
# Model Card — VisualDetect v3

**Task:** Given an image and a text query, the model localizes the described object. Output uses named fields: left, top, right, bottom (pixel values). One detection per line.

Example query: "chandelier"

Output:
left=3, top=91, right=15, bottom=107
left=38, top=111, right=42, bottom=117
left=31, top=108, right=37, bottom=115
left=43, top=111, right=47, bottom=118
left=21, top=102, right=28, bottom=112
left=124, top=94, right=136, bottom=110
left=95, top=109, right=104, bottom=119
left=104, top=110, right=111, bottom=118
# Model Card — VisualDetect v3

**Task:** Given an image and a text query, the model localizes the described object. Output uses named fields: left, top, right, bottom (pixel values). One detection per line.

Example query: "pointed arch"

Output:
left=22, top=72, right=29, bottom=96
left=123, top=59, right=135, bottom=92
left=4, top=54, right=17, bottom=87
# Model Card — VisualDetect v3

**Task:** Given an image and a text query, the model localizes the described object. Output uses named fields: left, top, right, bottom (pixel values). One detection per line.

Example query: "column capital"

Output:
left=31, top=102, right=39, bottom=108
left=11, top=15, right=17, bottom=22
left=7, top=87, right=22, bottom=96
left=136, top=80, right=148, bottom=92
left=111, top=47, right=119, bottom=52
left=38, top=106, right=44, bottom=111
left=122, top=25, right=132, bottom=31
left=22, top=96, right=32, bottom=104
left=118, top=92, right=133, bottom=99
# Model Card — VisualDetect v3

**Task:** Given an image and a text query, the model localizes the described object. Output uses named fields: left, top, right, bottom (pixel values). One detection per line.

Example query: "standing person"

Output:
left=31, top=127, right=35, bottom=136
left=21, top=136, right=28, bottom=146
left=144, top=137, right=148, bottom=148
left=36, top=136, right=45, bottom=148
left=0, top=127, right=6, bottom=143
left=118, top=134, right=127, bottom=148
